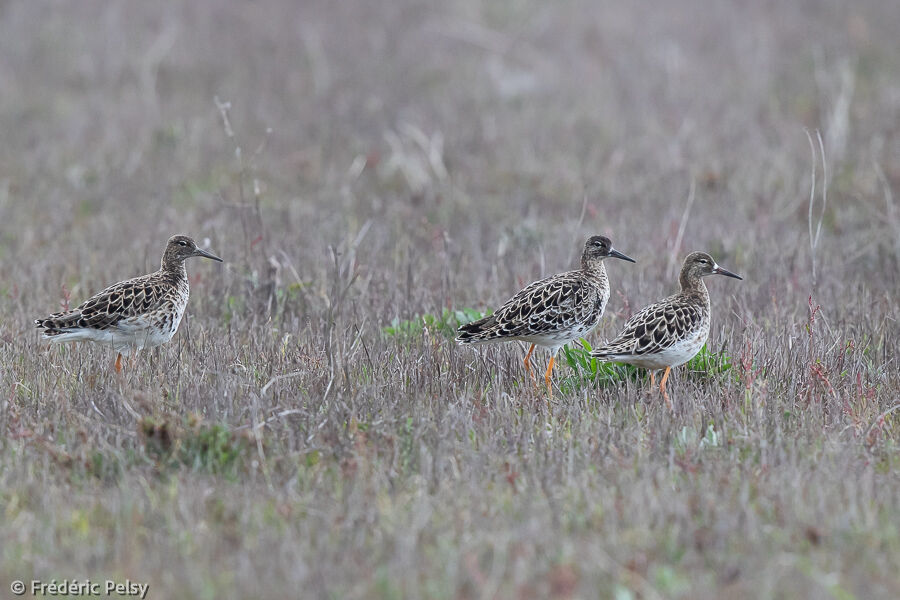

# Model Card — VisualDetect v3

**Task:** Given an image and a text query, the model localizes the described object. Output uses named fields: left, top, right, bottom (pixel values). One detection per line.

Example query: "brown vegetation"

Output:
left=1, top=1, right=898, bottom=598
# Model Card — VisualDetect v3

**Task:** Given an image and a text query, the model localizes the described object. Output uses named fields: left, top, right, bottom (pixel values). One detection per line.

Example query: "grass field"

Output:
left=1, top=1, right=899, bottom=598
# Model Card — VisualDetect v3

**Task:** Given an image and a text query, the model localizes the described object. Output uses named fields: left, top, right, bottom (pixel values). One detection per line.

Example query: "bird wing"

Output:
left=35, top=273, right=171, bottom=331
left=593, top=295, right=704, bottom=357
left=457, top=271, right=601, bottom=341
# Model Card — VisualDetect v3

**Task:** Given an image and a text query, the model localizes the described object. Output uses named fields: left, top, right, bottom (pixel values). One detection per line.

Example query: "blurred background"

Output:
left=1, top=0, right=897, bottom=314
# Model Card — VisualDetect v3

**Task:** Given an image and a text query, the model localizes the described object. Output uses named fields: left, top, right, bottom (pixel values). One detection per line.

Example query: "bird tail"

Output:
left=590, top=344, right=630, bottom=362
left=455, top=314, right=500, bottom=344
left=34, top=312, right=83, bottom=338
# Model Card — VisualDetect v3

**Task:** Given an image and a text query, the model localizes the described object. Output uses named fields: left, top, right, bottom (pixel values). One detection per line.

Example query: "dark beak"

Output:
left=608, top=248, right=636, bottom=263
left=712, top=264, right=742, bottom=280
left=194, top=248, right=223, bottom=262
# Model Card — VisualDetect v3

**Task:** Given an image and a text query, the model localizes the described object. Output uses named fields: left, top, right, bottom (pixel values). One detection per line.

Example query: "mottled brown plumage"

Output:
left=591, top=251, right=742, bottom=407
left=457, top=236, right=635, bottom=390
left=35, top=235, right=222, bottom=368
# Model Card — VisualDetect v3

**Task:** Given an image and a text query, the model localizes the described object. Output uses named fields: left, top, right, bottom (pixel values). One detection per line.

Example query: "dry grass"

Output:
left=1, top=1, right=899, bottom=598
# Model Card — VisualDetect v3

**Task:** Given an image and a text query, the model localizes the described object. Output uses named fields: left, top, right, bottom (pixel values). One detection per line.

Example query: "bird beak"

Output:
left=608, top=248, right=636, bottom=263
left=194, top=248, right=223, bottom=262
left=712, top=263, right=742, bottom=280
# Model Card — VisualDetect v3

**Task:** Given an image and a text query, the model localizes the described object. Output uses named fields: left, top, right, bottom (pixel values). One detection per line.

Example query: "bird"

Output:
left=456, top=235, right=635, bottom=392
left=35, top=235, right=223, bottom=372
left=590, top=251, right=742, bottom=409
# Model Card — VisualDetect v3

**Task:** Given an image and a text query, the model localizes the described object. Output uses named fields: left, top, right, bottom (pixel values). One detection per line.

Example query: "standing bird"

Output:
left=590, top=251, right=741, bottom=409
left=35, top=235, right=223, bottom=372
left=456, top=235, right=635, bottom=391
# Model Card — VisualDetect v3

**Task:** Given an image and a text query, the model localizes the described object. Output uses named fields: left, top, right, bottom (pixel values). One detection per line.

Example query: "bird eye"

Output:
left=178, top=241, right=188, bottom=246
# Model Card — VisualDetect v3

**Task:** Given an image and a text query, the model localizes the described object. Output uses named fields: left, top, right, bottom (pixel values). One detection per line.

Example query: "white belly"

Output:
left=511, top=324, right=595, bottom=353
left=619, top=326, right=708, bottom=370
left=49, top=307, right=184, bottom=354
left=115, top=308, right=184, bottom=352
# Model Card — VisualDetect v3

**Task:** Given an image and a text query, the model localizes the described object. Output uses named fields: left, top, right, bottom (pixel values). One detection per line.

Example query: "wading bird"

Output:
left=35, top=235, right=223, bottom=372
left=456, top=235, right=635, bottom=392
left=591, top=251, right=741, bottom=409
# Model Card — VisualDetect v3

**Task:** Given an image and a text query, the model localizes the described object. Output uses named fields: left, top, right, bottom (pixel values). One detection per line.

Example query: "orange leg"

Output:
left=659, top=366, right=673, bottom=411
left=523, top=344, right=537, bottom=382
left=649, top=371, right=656, bottom=390
left=544, top=357, right=555, bottom=394
left=114, top=353, right=123, bottom=373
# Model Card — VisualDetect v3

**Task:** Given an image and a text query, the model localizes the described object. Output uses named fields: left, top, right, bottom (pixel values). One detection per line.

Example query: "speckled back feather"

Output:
left=455, top=269, right=609, bottom=345
left=35, top=270, right=187, bottom=336
left=591, top=288, right=708, bottom=358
